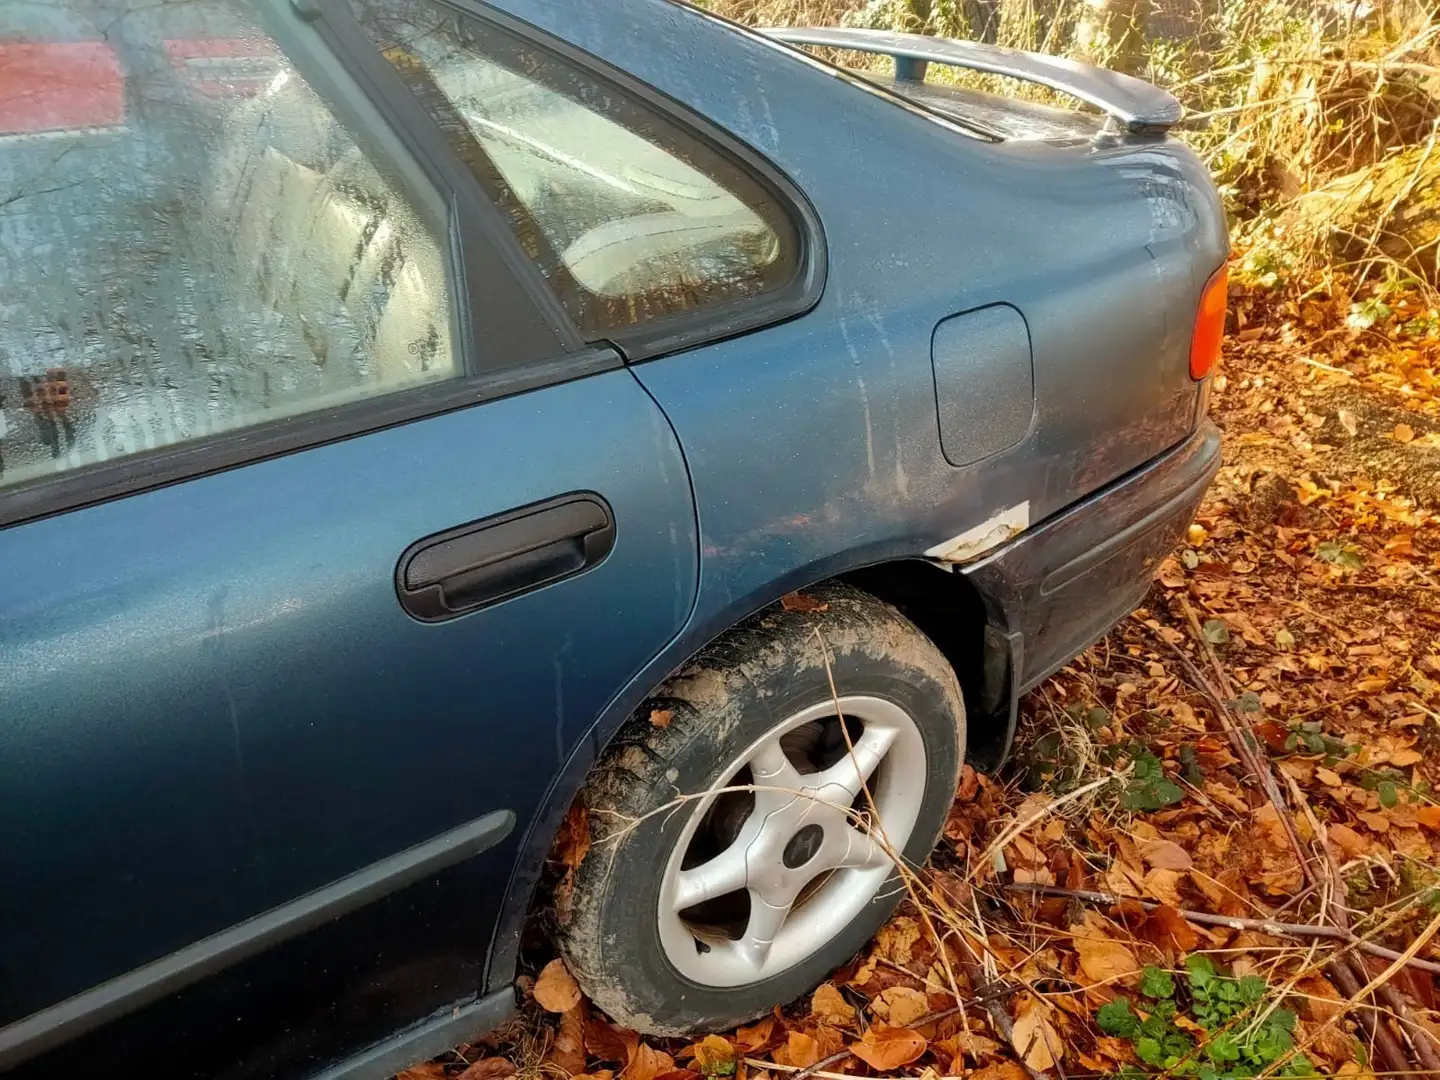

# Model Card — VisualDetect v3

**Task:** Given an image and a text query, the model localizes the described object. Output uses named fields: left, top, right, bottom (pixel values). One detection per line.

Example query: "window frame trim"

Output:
left=0, top=347, right=623, bottom=530
left=404, top=0, right=829, bottom=363
left=302, top=0, right=590, bottom=362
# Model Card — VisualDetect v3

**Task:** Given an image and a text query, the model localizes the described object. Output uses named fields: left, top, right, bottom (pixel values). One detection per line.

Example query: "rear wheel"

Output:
left=558, top=583, right=965, bottom=1035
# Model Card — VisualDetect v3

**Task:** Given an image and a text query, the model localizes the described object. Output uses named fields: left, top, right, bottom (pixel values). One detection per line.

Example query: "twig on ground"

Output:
left=1007, top=883, right=1440, bottom=976
left=1377, top=981, right=1440, bottom=1078
left=1326, top=957, right=1413, bottom=1079
left=1157, top=604, right=1319, bottom=895
left=1281, top=770, right=1440, bottom=1075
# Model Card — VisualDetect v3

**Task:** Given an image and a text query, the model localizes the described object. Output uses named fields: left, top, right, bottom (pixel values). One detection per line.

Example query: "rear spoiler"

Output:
left=758, top=26, right=1182, bottom=134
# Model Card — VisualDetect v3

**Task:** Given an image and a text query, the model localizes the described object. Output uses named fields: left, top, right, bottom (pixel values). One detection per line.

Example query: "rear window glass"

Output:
left=350, top=0, right=803, bottom=340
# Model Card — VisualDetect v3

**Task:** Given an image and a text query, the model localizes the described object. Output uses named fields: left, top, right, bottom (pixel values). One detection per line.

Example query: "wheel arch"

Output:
left=482, top=556, right=1017, bottom=995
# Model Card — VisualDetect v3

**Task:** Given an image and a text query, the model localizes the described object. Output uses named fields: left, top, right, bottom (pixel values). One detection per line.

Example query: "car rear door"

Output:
left=0, top=0, right=696, bottom=1073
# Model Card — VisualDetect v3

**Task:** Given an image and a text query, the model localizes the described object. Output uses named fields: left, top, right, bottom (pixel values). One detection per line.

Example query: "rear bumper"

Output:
left=965, top=419, right=1221, bottom=693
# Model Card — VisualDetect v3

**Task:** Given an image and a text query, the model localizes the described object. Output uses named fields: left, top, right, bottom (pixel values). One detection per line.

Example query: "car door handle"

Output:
left=396, top=493, right=615, bottom=621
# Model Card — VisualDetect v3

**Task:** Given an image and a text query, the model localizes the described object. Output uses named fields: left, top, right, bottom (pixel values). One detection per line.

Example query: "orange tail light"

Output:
left=1189, top=264, right=1228, bottom=380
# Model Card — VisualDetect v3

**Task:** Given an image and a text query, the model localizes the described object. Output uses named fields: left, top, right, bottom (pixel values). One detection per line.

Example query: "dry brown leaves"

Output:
left=534, top=959, right=583, bottom=1014
left=850, top=1025, right=927, bottom=1069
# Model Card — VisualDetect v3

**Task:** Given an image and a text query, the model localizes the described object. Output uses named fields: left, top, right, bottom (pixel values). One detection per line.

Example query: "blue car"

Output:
left=0, top=0, right=1226, bottom=1076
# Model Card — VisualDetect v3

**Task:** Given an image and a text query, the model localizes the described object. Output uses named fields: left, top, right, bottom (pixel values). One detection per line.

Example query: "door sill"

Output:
left=310, top=988, right=519, bottom=1080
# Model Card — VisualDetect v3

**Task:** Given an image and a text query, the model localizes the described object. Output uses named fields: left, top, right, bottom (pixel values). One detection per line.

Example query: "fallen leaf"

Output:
left=1142, top=905, right=1202, bottom=953
left=1338, top=409, right=1357, bottom=436
left=1395, top=423, right=1416, bottom=443
left=1358, top=811, right=1390, bottom=833
left=810, top=982, right=855, bottom=1026
left=851, top=1026, right=928, bottom=1070
left=970, top=1063, right=1029, bottom=1080
left=552, top=803, right=592, bottom=917
left=1316, top=767, right=1342, bottom=787
left=780, top=592, right=827, bottom=612
left=1296, top=975, right=1344, bottom=1023
left=1013, top=864, right=1057, bottom=886
left=1139, top=839, right=1192, bottom=870
left=1091, top=1036, right=1138, bottom=1067
left=874, top=916, right=923, bottom=966
left=535, top=959, right=583, bottom=1013
left=458, top=1060, right=518, bottom=1080
left=1328, top=823, right=1370, bottom=858
left=1010, top=1002, right=1063, bottom=1071
left=550, top=1007, right=589, bottom=1077
left=1173, top=1015, right=1208, bottom=1036
left=1390, top=748, right=1422, bottom=767
left=934, top=1030, right=1002, bottom=1065
left=1074, top=928, right=1140, bottom=985
left=874, top=985, right=930, bottom=1026
left=734, top=1017, right=776, bottom=1053
left=586, top=1018, right=639, bottom=1063
left=1416, top=806, right=1440, bottom=831
left=399, top=1066, right=448, bottom=1080
left=845, top=953, right=879, bottom=990
left=624, top=1044, right=676, bottom=1080
left=691, top=1035, right=735, bottom=1078
left=555, top=804, right=591, bottom=867
left=1143, top=867, right=1185, bottom=906
left=649, top=708, right=672, bottom=729
left=957, top=764, right=980, bottom=802
left=1309, top=1022, right=1360, bottom=1066
left=772, top=1032, right=820, bottom=1069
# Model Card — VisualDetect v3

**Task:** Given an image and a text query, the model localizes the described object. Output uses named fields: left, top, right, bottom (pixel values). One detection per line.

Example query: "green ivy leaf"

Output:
left=1097, top=998, right=1139, bottom=1038
left=1203, top=619, right=1230, bottom=644
left=1152, top=777, right=1185, bottom=805
left=1231, top=690, right=1262, bottom=713
left=1346, top=297, right=1391, bottom=330
left=1316, top=540, right=1365, bottom=568
left=1179, top=744, right=1205, bottom=785
left=1379, top=781, right=1399, bottom=809
left=1185, top=954, right=1216, bottom=987
left=1136, top=1036, right=1167, bottom=1066
left=1205, top=1033, right=1241, bottom=1064
left=1238, top=974, right=1267, bottom=1004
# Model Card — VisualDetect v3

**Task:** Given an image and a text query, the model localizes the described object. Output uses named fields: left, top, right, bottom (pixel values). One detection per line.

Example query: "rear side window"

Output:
left=348, top=0, right=802, bottom=341
left=0, top=1, right=457, bottom=493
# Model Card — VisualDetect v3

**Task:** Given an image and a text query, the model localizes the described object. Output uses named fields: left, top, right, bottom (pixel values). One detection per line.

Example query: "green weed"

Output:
left=1096, top=958, right=1317, bottom=1080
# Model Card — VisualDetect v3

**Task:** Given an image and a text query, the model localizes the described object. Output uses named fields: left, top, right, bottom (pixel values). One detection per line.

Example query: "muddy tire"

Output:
left=558, top=582, right=965, bottom=1036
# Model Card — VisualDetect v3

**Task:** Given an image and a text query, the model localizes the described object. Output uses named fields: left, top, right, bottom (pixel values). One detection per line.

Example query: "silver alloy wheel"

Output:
left=657, top=694, right=927, bottom=987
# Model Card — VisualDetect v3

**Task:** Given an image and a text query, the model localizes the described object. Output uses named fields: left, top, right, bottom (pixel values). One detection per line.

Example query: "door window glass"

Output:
left=0, top=1, right=458, bottom=492
left=349, top=0, right=801, bottom=338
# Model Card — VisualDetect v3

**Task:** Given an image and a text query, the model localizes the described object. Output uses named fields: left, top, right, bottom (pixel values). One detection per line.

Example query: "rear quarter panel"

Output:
left=481, top=0, right=1225, bottom=988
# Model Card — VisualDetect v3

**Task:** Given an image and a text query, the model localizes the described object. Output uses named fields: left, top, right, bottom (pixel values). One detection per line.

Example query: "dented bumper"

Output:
left=965, top=420, right=1222, bottom=697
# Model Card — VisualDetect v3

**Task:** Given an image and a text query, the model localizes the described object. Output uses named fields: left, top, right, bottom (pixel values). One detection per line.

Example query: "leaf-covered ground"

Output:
left=400, top=277, right=1440, bottom=1080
